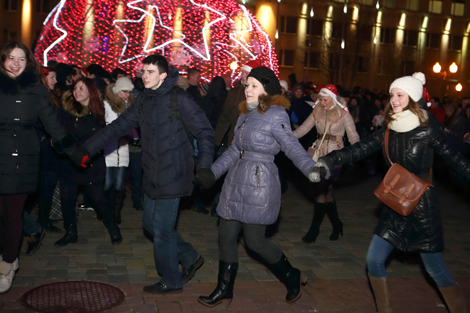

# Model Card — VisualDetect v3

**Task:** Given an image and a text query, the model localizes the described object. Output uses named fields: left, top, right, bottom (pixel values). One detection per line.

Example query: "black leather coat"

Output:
left=323, top=118, right=470, bottom=252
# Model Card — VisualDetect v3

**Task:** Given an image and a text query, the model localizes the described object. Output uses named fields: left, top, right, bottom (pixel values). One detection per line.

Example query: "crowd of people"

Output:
left=0, top=40, right=469, bottom=313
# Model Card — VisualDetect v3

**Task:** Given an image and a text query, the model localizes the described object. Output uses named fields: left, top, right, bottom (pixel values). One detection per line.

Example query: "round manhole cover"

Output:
left=21, top=281, right=125, bottom=313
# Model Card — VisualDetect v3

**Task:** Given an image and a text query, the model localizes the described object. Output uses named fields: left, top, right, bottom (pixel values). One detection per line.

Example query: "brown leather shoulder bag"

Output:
left=374, top=128, right=432, bottom=216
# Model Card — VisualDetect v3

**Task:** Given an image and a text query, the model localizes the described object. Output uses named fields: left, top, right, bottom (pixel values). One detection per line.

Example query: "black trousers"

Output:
left=59, top=179, right=112, bottom=228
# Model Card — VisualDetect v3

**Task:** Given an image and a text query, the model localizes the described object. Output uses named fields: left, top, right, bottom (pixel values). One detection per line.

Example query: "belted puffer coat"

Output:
left=212, top=95, right=316, bottom=225
left=323, top=116, right=470, bottom=253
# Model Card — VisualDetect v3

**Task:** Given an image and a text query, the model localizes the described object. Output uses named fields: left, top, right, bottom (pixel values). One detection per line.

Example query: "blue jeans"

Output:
left=104, top=167, right=128, bottom=192
left=142, top=194, right=199, bottom=288
left=366, top=234, right=456, bottom=287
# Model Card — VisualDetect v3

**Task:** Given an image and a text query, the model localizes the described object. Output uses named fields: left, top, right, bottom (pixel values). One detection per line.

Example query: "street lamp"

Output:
left=433, top=62, right=459, bottom=97
left=456, top=83, right=463, bottom=92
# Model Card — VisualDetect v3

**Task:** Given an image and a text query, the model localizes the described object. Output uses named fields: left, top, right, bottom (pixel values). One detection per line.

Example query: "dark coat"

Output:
left=213, top=82, right=246, bottom=147
left=84, top=67, right=214, bottom=199
left=323, top=117, right=470, bottom=252
left=57, top=91, right=106, bottom=185
left=0, top=67, right=72, bottom=194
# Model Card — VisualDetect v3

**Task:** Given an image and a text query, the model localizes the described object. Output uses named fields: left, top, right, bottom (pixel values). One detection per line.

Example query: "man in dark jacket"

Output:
left=73, top=55, right=215, bottom=294
left=213, top=59, right=260, bottom=153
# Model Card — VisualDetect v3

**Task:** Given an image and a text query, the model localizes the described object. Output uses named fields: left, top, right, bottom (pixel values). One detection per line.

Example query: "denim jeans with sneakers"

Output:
left=142, top=194, right=199, bottom=288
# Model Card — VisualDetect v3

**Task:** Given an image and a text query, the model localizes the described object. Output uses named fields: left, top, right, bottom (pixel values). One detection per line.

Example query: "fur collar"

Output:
left=105, top=83, right=135, bottom=113
left=312, top=103, right=344, bottom=124
left=0, top=66, right=40, bottom=94
left=239, top=94, right=290, bottom=115
left=61, top=90, right=90, bottom=117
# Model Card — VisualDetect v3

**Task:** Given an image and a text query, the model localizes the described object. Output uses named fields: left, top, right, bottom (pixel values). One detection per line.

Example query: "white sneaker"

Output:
left=0, top=259, right=18, bottom=294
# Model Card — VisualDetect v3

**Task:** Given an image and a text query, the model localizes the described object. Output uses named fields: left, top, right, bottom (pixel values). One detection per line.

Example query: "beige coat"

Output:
left=293, top=104, right=360, bottom=157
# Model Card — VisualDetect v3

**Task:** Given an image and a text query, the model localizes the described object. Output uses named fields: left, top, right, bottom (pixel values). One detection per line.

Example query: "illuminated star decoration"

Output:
left=35, top=0, right=279, bottom=84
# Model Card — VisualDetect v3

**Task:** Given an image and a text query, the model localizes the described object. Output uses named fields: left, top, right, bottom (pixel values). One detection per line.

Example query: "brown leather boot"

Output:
left=439, top=284, right=467, bottom=313
left=368, top=274, right=393, bottom=313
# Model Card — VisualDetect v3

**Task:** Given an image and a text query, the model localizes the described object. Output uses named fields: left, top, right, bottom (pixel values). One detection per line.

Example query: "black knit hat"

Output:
left=247, top=66, right=281, bottom=96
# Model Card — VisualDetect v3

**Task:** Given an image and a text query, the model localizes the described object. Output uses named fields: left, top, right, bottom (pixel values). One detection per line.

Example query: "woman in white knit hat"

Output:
left=313, top=73, right=469, bottom=313
left=293, top=84, right=360, bottom=243
left=103, top=77, right=135, bottom=224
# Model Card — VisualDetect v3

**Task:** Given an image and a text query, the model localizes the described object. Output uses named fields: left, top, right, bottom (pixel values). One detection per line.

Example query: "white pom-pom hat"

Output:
left=389, top=72, right=426, bottom=102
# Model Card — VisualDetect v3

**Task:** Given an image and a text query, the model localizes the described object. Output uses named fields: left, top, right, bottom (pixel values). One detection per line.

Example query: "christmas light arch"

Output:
left=35, top=0, right=279, bottom=84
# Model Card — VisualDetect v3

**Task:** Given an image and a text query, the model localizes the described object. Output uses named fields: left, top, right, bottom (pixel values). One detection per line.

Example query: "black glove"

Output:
left=194, top=168, right=216, bottom=190
left=70, top=146, right=90, bottom=168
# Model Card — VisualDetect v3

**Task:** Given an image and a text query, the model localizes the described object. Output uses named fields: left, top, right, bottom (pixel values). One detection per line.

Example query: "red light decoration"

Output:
left=35, top=0, right=279, bottom=84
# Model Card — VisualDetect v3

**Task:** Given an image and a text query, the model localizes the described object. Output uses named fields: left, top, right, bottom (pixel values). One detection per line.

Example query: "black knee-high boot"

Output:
left=270, top=253, right=307, bottom=303
left=302, top=202, right=328, bottom=243
left=325, top=201, right=343, bottom=241
left=198, top=261, right=238, bottom=309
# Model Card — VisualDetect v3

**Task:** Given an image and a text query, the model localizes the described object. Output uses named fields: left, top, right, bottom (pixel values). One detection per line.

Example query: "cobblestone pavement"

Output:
left=1, top=172, right=469, bottom=312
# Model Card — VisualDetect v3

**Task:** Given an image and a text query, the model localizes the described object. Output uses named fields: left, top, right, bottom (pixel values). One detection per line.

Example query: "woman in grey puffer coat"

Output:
left=198, top=67, right=318, bottom=309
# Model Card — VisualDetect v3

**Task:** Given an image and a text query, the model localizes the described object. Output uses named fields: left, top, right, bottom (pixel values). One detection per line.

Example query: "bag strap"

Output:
left=312, top=120, right=331, bottom=148
left=167, top=86, right=196, bottom=150
left=384, top=128, right=433, bottom=185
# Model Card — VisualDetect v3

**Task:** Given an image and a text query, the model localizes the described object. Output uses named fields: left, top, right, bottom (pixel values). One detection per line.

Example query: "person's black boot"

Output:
left=198, top=261, right=238, bottom=309
left=302, top=202, right=328, bottom=243
left=114, top=190, right=126, bottom=224
left=326, top=201, right=343, bottom=241
left=105, top=220, right=122, bottom=245
left=38, top=201, right=61, bottom=232
left=270, top=254, right=307, bottom=303
left=54, top=224, right=78, bottom=247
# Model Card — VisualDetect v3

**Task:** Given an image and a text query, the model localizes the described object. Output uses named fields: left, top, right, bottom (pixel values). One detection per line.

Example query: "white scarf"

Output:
left=389, top=110, right=426, bottom=132
left=246, top=101, right=259, bottom=111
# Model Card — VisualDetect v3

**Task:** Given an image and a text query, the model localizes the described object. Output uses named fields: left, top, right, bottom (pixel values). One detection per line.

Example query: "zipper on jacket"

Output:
left=256, top=165, right=260, bottom=188
left=281, top=124, right=292, bottom=137
left=225, top=114, right=251, bottom=218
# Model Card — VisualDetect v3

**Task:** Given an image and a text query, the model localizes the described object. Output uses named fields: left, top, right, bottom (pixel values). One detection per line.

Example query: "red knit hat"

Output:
left=317, top=84, right=348, bottom=112
left=242, top=60, right=261, bottom=72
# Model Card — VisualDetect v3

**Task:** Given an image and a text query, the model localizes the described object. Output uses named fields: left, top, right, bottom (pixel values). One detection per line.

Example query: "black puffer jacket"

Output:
left=57, top=91, right=106, bottom=185
left=323, top=117, right=470, bottom=253
left=0, top=67, right=73, bottom=194
left=84, top=67, right=214, bottom=199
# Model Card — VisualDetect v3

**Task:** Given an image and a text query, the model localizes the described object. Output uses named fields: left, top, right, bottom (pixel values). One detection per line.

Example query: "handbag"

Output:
left=308, top=121, right=330, bottom=162
left=374, top=128, right=432, bottom=216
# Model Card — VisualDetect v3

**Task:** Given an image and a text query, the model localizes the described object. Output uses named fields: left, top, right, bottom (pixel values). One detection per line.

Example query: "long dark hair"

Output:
left=0, top=41, right=41, bottom=78
left=72, top=77, right=105, bottom=124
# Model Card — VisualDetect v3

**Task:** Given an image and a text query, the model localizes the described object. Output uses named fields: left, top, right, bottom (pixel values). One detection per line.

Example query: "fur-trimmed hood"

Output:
left=312, top=102, right=345, bottom=124
left=61, top=89, right=90, bottom=117
left=0, top=66, right=40, bottom=94
left=104, top=83, right=135, bottom=114
left=239, top=94, right=291, bottom=115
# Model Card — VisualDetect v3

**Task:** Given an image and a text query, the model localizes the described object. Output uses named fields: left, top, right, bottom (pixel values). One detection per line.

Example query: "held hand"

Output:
left=314, top=158, right=331, bottom=180
left=308, top=167, right=323, bottom=183
left=70, top=146, right=90, bottom=168
left=194, top=168, right=216, bottom=190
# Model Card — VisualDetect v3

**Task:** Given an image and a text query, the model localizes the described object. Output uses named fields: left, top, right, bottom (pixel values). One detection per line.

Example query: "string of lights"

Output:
left=35, top=0, right=279, bottom=84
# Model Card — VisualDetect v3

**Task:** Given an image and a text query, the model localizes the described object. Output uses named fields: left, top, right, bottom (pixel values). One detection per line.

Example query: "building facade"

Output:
left=2, top=0, right=469, bottom=97
left=251, top=0, right=470, bottom=97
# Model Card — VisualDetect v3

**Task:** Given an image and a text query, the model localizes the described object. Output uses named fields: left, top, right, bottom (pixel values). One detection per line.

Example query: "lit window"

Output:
left=428, top=0, right=442, bottom=13
left=359, top=0, right=374, bottom=5
left=451, top=0, right=465, bottom=16
left=406, top=0, right=419, bottom=11
left=382, top=0, right=397, bottom=8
